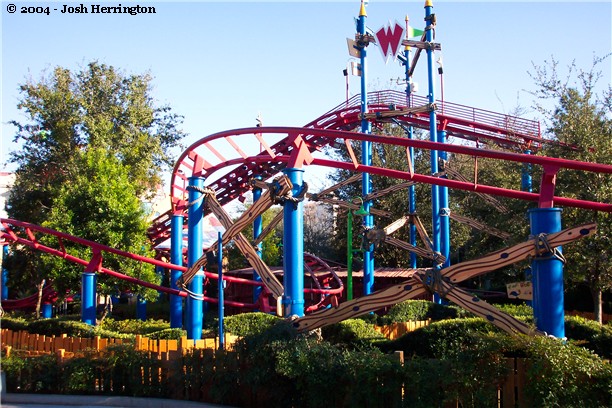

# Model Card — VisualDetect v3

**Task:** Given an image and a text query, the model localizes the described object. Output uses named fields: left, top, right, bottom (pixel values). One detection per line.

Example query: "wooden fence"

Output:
left=374, top=320, right=431, bottom=339
left=1, top=328, right=239, bottom=360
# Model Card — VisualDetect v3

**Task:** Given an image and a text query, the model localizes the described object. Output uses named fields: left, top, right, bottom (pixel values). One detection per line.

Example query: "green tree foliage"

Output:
left=528, top=55, right=612, bottom=322
left=41, top=149, right=159, bottom=300
left=5, top=61, right=185, bottom=299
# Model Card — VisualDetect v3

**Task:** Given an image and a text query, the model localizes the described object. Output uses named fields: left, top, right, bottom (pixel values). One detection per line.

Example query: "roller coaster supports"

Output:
left=522, top=150, right=533, bottom=306
left=81, top=252, right=101, bottom=326
left=217, top=232, right=225, bottom=350
left=404, top=35, right=418, bottom=270
left=1, top=245, right=8, bottom=300
left=282, top=167, right=305, bottom=317
left=438, top=129, right=450, bottom=270
left=425, top=0, right=442, bottom=302
left=253, top=176, right=263, bottom=306
left=137, top=295, right=147, bottom=321
left=529, top=207, right=565, bottom=338
left=187, top=176, right=205, bottom=340
left=42, top=302, right=52, bottom=318
left=358, top=0, right=375, bottom=296
left=170, top=214, right=184, bottom=328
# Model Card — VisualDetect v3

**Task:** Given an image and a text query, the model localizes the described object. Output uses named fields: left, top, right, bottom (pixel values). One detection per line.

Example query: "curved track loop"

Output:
left=169, top=126, right=612, bottom=219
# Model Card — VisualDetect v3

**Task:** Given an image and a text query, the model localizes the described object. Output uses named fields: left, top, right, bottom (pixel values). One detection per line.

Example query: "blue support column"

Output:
left=186, top=177, right=205, bottom=340
left=1, top=246, right=8, bottom=300
left=137, top=295, right=147, bottom=321
left=170, top=214, right=184, bottom=328
left=81, top=272, right=97, bottom=326
left=529, top=208, right=565, bottom=338
left=358, top=0, right=375, bottom=296
left=42, top=302, right=53, bottom=318
left=404, top=38, right=418, bottom=269
left=217, top=232, right=225, bottom=350
left=253, top=177, right=263, bottom=305
left=425, top=0, right=442, bottom=304
left=438, top=130, right=450, bottom=270
left=522, top=150, right=533, bottom=307
left=282, top=167, right=305, bottom=317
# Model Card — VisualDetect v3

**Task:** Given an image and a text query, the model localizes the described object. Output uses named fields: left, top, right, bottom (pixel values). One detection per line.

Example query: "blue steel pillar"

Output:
left=282, top=167, right=305, bottom=317
left=522, top=150, right=533, bottom=306
left=425, top=0, right=442, bottom=303
left=42, top=302, right=53, bottom=318
left=217, top=232, right=225, bottom=350
left=438, top=130, right=450, bottom=270
left=137, top=295, right=147, bottom=321
left=81, top=272, right=97, bottom=326
left=186, top=176, right=205, bottom=340
left=252, top=177, right=263, bottom=305
left=1, top=245, right=8, bottom=300
left=358, top=0, right=375, bottom=296
left=529, top=208, right=565, bottom=338
left=170, top=214, right=184, bottom=328
left=403, top=17, right=418, bottom=269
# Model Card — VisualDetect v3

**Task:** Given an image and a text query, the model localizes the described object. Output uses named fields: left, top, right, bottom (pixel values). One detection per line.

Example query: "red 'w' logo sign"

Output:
left=374, top=21, right=405, bottom=63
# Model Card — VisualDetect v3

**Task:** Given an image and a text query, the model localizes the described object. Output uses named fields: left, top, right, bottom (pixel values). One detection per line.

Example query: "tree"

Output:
left=41, top=148, right=159, bottom=301
left=528, top=55, right=612, bottom=323
left=5, top=61, right=185, bottom=299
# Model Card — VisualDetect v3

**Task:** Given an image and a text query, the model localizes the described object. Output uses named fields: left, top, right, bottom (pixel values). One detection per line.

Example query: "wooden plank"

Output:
left=206, top=194, right=285, bottom=299
left=313, top=173, right=362, bottom=197
left=252, top=210, right=283, bottom=246
left=444, top=223, right=597, bottom=283
left=429, top=276, right=541, bottom=336
left=385, top=236, right=445, bottom=263
left=315, top=196, right=393, bottom=218
left=293, top=278, right=427, bottom=332
left=450, top=212, right=511, bottom=240
left=364, top=181, right=416, bottom=202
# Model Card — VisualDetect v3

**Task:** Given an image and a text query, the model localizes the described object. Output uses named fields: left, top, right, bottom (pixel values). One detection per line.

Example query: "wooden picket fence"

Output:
left=0, top=328, right=239, bottom=360
left=374, top=320, right=431, bottom=339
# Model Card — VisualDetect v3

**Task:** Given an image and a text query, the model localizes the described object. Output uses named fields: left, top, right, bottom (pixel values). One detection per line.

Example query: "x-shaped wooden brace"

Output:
left=181, top=176, right=292, bottom=299
left=292, top=223, right=596, bottom=336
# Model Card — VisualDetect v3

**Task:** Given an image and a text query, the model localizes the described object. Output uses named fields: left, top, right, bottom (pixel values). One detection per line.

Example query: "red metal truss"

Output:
left=167, top=126, right=611, bottom=219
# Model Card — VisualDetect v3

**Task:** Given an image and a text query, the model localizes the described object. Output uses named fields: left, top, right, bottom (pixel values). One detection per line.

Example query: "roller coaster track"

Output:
left=149, top=90, right=547, bottom=245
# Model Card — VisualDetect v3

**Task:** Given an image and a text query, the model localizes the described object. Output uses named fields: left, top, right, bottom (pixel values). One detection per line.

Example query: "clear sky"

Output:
left=2, top=1, right=611, bottom=190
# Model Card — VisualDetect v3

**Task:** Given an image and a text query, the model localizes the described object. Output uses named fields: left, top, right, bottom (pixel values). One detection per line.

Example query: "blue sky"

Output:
left=2, top=1, right=611, bottom=189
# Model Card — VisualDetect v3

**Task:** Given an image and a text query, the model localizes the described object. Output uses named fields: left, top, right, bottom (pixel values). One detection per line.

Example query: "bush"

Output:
left=223, top=312, right=281, bottom=337
left=0, top=315, right=29, bottom=331
left=321, top=318, right=385, bottom=347
left=147, top=328, right=186, bottom=340
left=378, top=317, right=502, bottom=357
left=99, top=318, right=169, bottom=335
left=517, top=335, right=612, bottom=407
left=492, top=302, right=534, bottom=322
left=380, top=299, right=464, bottom=324
left=565, top=315, right=612, bottom=359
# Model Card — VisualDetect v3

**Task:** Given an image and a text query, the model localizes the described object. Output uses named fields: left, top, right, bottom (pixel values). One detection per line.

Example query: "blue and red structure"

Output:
left=357, top=0, right=375, bottom=297
left=3, top=0, right=612, bottom=340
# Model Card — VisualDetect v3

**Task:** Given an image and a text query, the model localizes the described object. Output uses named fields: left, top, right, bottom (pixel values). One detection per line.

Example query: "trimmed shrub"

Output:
left=223, top=312, right=281, bottom=337
left=0, top=315, right=29, bottom=331
left=147, top=328, right=186, bottom=340
left=99, top=318, right=169, bottom=335
left=380, top=299, right=464, bottom=324
left=517, top=335, right=612, bottom=407
left=378, top=317, right=501, bottom=357
left=565, top=315, right=612, bottom=359
left=321, top=318, right=385, bottom=346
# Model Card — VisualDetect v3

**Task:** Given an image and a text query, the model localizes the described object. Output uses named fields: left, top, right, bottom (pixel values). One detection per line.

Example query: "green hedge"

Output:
left=321, top=318, right=385, bottom=347
left=379, top=299, right=468, bottom=325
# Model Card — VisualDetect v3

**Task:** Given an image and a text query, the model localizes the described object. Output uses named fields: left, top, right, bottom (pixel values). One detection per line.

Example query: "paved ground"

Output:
left=1, top=393, right=236, bottom=408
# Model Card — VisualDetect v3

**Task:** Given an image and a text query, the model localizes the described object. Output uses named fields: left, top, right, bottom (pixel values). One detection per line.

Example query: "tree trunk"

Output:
left=35, top=279, right=46, bottom=319
left=592, top=287, right=603, bottom=324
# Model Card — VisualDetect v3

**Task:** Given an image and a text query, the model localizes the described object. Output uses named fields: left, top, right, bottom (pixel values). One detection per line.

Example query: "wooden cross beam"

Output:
left=181, top=177, right=292, bottom=299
